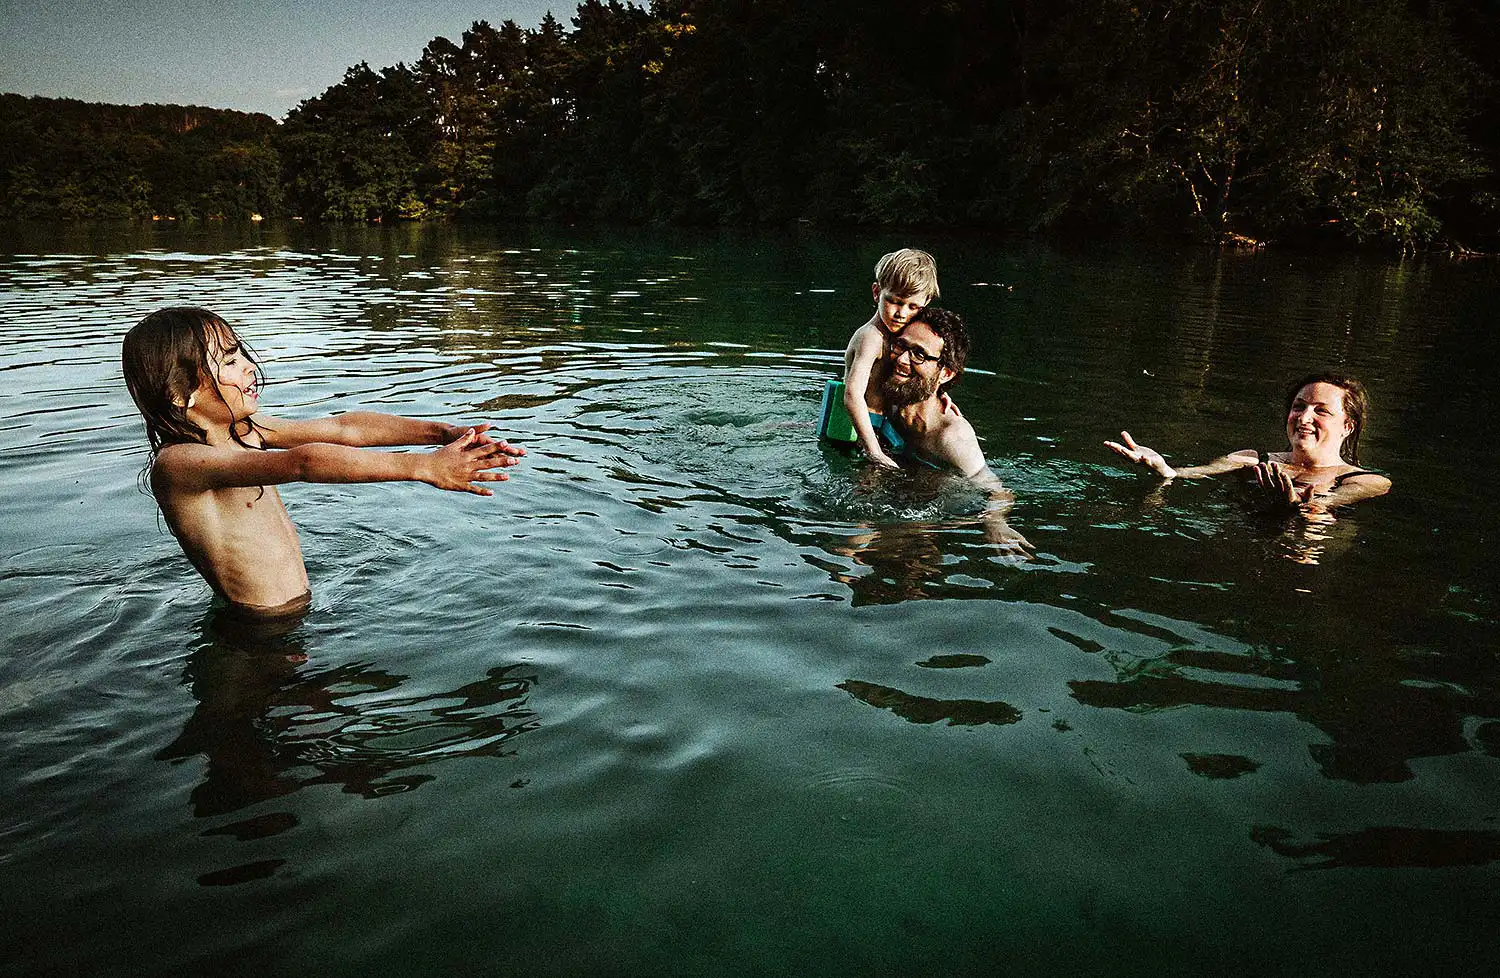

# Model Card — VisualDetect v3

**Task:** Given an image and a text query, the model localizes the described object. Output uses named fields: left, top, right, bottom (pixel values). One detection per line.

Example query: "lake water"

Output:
left=2, top=222, right=1498, bottom=975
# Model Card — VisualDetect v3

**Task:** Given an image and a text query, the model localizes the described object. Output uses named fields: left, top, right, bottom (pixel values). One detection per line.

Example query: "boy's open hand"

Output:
left=421, top=428, right=524, bottom=495
left=439, top=421, right=511, bottom=447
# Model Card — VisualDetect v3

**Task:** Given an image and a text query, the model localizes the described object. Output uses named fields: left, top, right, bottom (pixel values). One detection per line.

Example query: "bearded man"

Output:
left=881, top=306, right=1030, bottom=553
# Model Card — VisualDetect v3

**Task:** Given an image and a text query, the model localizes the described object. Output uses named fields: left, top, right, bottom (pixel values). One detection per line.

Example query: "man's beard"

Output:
left=883, top=369, right=940, bottom=407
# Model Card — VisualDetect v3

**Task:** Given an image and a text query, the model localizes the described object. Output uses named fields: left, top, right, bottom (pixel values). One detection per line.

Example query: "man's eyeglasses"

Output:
left=890, top=337, right=942, bottom=366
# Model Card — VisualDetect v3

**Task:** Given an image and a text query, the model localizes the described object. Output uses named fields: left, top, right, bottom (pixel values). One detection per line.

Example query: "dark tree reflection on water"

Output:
left=812, top=476, right=1499, bottom=791
left=157, top=605, right=540, bottom=883
left=1252, top=825, right=1500, bottom=871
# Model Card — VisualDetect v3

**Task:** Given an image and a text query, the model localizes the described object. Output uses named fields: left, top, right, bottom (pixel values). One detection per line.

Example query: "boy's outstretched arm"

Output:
left=843, top=333, right=900, bottom=468
left=257, top=412, right=523, bottom=455
left=155, top=429, right=519, bottom=496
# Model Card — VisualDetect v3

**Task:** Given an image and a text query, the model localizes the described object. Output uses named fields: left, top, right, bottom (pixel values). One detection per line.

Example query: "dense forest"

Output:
left=4, top=0, right=1498, bottom=248
left=0, top=96, right=281, bottom=221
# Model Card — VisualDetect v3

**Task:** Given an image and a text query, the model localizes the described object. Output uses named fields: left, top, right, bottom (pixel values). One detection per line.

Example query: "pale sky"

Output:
left=1, top=1, right=561, bottom=118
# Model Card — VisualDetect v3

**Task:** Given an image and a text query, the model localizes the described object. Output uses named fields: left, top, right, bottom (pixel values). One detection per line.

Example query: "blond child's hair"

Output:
left=874, top=249, right=940, bottom=301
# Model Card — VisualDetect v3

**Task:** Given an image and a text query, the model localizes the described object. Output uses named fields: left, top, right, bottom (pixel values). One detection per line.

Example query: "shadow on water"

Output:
left=1045, top=475, right=1500, bottom=785
left=158, top=602, right=540, bottom=886
left=1252, top=824, right=1500, bottom=871
left=835, top=679, right=1023, bottom=727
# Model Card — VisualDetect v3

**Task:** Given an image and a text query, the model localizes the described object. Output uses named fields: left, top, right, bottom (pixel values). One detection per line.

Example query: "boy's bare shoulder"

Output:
left=149, top=442, right=215, bottom=494
left=845, top=320, right=885, bottom=355
left=151, top=439, right=275, bottom=494
left=151, top=441, right=199, bottom=472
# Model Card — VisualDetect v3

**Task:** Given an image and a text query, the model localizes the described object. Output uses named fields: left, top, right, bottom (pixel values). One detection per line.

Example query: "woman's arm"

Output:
left=1254, top=463, right=1391, bottom=513
left=155, top=429, right=518, bottom=495
left=1105, top=431, right=1256, bottom=479
left=1310, top=473, right=1391, bottom=511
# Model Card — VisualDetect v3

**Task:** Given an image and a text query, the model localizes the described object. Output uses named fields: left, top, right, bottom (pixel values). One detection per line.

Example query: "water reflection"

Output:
left=1180, top=753, right=1260, bottom=779
left=822, top=521, right=951, bottom=605
left=5, top=227, right=1500, bottom=969
left=1252, top=824, right=1500, bottom=871
left=1069, top=640, right=1484, bottom=784
left=157, top=604, right=539, bottom=884
left=809, top=475, right=1497, bottom=788
left=816, top=515, right=1037, bottom=608
left=837, top=679, right=1023, bottom=727
left=1266, top=509, right=1356, bottom=566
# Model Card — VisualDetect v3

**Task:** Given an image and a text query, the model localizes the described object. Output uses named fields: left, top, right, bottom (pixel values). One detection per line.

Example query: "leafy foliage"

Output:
left=0, top=94, right=281, bottom=221
left=4, top=1, right=1497, bottom=247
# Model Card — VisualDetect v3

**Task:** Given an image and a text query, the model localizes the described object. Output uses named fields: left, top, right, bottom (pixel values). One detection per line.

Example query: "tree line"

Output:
left=4, top=0, right=1497, bottom=249
left=0, top=94, right=281, bottom=221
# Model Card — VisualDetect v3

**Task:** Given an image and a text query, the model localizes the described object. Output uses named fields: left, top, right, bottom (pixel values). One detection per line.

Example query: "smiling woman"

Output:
left=1104, top=371, right=1392, bottom=513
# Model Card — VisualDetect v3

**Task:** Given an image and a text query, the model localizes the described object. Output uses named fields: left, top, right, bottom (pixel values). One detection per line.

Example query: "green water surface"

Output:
left=1, top=222, right=1498, bottom=977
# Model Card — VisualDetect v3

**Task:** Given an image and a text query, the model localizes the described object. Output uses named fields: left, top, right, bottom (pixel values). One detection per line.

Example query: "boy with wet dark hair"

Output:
left=122, top=306, right=524, bottom=612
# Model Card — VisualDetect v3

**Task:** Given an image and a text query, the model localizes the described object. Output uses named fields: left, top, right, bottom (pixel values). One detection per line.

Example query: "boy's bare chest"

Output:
left=166, top=483, right=295, bottom=541
left=211, top=485, right=294, bottom=532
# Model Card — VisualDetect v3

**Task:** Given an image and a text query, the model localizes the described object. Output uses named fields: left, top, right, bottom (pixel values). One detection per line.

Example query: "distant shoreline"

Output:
left=5, top=0, right=1498, bottom=253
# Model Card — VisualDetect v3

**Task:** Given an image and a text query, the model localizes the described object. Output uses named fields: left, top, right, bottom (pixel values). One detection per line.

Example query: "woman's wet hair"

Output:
left=1286, top=371, right=1368, bottom=464
left=122, top=307, right=265, bottom=483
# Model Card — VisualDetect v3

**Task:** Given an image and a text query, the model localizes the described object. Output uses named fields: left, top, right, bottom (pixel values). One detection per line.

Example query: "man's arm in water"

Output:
left=935, top=421, right=1032, bottom=553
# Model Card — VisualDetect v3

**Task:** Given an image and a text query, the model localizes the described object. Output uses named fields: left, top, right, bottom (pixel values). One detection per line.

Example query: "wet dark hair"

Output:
left=1285, top=371, right=1368, bottom=464
left=122, top=307, right=265, bottom=478
left=911, top=306, right=970, bottom=397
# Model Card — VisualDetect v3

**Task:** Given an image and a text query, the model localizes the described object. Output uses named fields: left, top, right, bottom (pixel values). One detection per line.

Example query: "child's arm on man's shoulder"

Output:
left=256, top=412, right=520, bottom=453
left=842, top=329, right=900, bottom=469
left=154, top=429, right=519, bottom=496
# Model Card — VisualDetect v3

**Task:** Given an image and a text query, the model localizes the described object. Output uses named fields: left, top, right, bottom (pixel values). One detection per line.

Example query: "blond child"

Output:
left=122, top=306, right=524, bottom=613
left=841, top=248, right=940, bottom=467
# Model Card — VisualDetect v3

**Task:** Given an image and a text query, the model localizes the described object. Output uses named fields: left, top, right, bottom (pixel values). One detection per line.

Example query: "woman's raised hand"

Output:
left=1253, top=460, right=1315, bottom=510
left=1104, top=431, right=1178, bottom=478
